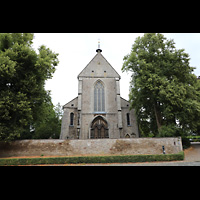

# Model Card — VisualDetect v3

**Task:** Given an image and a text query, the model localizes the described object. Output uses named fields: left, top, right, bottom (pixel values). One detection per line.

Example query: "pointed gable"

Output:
left=78, top=51, right=120, bottom=79
left=63, top=97, right=78, bottom=108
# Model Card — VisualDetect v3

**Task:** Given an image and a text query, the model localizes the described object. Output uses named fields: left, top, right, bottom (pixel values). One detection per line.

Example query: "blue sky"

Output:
left=32, top=33, right=200, bottom=106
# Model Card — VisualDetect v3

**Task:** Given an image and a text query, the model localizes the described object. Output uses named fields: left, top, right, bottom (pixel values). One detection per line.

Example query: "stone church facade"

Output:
left=60, top=47, right=139, bottom=140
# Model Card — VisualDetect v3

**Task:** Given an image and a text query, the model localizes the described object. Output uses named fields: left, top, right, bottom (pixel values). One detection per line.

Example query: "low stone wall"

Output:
left=0, top=137, right=183, bottom=158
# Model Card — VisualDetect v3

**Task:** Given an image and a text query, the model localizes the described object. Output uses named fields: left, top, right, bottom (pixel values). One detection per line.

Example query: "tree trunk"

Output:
left=153, top=103, right=162, bottom=130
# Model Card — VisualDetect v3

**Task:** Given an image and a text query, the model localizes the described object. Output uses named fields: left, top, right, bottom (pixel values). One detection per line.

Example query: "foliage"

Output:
left=20, top=97, right=62, bottom=139
left=186, top=135, right=200, bottom=140
left=186, top=135, right=200, bottom=142
left=181, top=137, right=191, bottom=149
left=0, top=33, right=59, bottom=141
left=122, top=33, right=200, bottom=137
left=31, top=102, right=62, bottom=139
left=0, top=151, right=184, bottom=165
left=158, top=124, right=185, bottom=137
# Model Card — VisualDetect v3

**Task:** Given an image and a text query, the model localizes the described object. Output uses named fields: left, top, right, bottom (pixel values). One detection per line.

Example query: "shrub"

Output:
left=186, top=135, right=200, bottom=142
left=0, top=152, right=184, bottom=166
left=158, top=124, right=186, bottom=137
left=181, top=137, right=191, bottom=149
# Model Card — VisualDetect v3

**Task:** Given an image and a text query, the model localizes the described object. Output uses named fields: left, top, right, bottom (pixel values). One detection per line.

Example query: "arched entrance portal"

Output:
left=91, top=116, right=109, bottom=139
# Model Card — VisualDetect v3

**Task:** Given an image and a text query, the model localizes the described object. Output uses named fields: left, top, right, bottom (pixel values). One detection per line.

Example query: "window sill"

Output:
left=93, top=112, right=107, bottom=114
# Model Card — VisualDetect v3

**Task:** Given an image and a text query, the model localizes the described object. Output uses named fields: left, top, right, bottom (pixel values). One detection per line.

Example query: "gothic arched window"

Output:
left=94, top=81, right=105, bottom=112
left=70, top=112, right=74, bottom=126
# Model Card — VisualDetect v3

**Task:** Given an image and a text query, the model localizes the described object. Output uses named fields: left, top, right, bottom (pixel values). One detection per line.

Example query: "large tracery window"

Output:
left=94, top=81, right=105, bottom=112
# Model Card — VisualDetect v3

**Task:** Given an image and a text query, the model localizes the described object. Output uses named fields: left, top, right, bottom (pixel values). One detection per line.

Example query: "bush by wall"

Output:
left=0, top=151, right=184, bottom=166
left=182, top=137, right=191, bottom=149
left=186, top=136, right=200, bottom=142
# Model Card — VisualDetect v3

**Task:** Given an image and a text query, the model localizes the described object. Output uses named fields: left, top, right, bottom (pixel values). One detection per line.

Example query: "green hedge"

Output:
left=186, top=136, right=200, bottom=142
left=0, top=151, right=184, bottom=166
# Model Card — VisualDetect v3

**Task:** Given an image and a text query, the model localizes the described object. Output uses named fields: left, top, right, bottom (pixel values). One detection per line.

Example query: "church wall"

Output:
left=120, top=98, right=139, bottom=138
left=60, top=49, right=139, bottom=140
left=69, top=107, right=78, bottom=139
left=60, top=108, right=69, bottom=139
left=106, top=113, right=120, bottom=138
left=78, top=52, right=120, bottom=79
left=60, top=78, right=139, bottom=140
left=60, top=97, right=78, bottom=139
left=80, top=113, right=120, bottom=139
left=80, top=77, right=120, bottom=139
left=80, top=114, right=93, bottom=139
left=81, top=78, right=118, bottom=113
left=60, top=107, right=78, bottom=139
left=121, top=108, right=139, bottom=138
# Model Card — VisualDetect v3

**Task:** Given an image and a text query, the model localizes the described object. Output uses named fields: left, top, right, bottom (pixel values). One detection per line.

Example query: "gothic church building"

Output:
left=60, top=47, right=139, bottom=139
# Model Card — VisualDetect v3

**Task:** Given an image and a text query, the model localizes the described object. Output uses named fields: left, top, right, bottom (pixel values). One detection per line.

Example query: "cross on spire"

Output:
left=96, top=39, right=102, bottom=53
left=98, top=39, right=100, bottom=49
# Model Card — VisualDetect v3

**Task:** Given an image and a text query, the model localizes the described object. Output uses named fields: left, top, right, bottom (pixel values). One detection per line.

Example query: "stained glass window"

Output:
left=94, top=81, right=105, bottom=112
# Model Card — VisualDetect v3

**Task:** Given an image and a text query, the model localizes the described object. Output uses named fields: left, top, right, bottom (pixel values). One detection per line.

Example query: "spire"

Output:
left=96, top=39, right=102, bottom=53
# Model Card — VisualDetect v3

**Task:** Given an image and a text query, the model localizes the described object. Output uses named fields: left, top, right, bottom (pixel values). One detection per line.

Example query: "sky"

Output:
left=32, top=33, right=200, bottom=107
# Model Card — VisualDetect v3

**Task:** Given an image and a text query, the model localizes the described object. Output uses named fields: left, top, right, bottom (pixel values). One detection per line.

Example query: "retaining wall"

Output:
left=0, top=137, right=183, bottom=158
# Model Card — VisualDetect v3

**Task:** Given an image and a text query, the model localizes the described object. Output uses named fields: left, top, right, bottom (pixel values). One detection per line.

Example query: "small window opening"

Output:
left=127, top=113, right=130, bottom=126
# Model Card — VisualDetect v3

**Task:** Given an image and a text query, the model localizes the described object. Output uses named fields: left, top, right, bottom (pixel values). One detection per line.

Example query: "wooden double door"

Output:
left=91, top=116, right=109, bottom=139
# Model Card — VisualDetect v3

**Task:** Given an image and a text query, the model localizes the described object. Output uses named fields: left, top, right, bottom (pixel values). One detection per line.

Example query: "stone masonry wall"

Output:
left=0, top=137, right=183, bottom=158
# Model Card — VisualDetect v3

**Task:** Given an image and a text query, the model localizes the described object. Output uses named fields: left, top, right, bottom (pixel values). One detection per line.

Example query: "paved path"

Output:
left=78, top=161, right=200, bottom=166
left=183, top=142, right=200, bottom=162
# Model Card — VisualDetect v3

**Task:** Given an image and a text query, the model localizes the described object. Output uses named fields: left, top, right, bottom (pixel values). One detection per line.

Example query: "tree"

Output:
left=19, top=91, right=63, bottom=139
left=122, top=33, right=200, bottom=137
left=0, top=33, right=59, bottom=141
left=31, top=100, right=62, bottom=139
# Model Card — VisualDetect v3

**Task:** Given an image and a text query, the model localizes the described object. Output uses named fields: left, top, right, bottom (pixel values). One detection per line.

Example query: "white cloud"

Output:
left=32, top=33, right=200, bottom=106
left=32, top=33, right=143, bottom=106
left=163, top=33, right=200, bottom=76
